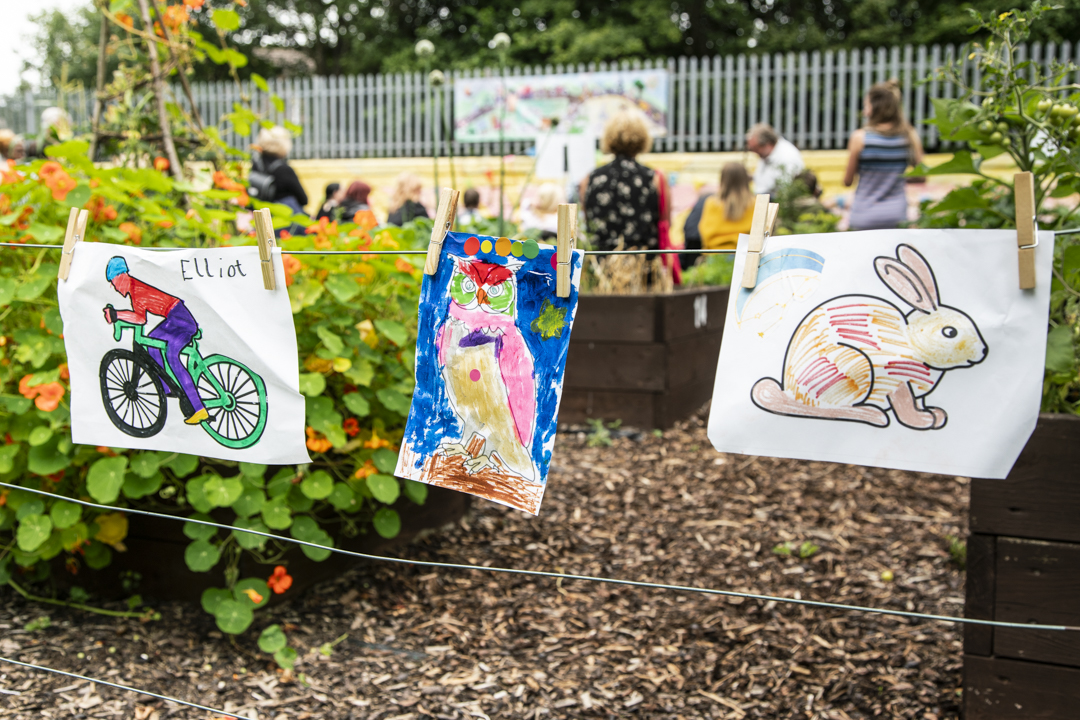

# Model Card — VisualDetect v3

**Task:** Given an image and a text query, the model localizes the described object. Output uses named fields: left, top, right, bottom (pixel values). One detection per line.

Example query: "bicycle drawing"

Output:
left=98, top=256, right=268, bottom=450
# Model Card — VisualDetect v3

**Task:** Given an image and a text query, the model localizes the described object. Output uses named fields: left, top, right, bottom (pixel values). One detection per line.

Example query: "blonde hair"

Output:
left=390, top=172, right=423, bottom=210
left=719, top=163, right=753, bottom=222
left=0, top=129, right=14, bottom=157
left=534, top=182, right=562, bottom=215
left=256, top=126, right=293, bottom=157
left=601, top=113, right=652, bottom=157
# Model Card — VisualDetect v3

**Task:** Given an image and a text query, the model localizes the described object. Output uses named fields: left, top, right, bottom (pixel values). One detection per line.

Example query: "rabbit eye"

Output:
left=942, top=327, right=958, bottom=338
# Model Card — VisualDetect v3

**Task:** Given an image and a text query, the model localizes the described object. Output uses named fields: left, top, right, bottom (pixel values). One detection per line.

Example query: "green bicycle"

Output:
left=100, top=307, right=268, bottom=449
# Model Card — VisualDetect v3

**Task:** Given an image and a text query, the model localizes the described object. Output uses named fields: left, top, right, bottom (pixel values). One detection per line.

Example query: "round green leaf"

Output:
left=28, top=426, right=53, bottom=447
left=28, top=440, right=71, bottom=476
left=372, top=448, right=399, bottom=474
left=260, top=497, right=292, bottom=530
left=233, top=517, right=269, bottom=550
left=211, top=8, right=241, bottom=31
left=267, top=468, right=295, bottom=497
left=184, top=539, right=221, bottom=572
left=300, top=528, right=333, bottom=561
left=232, top=487, right=266, bottom=518
left=258, top=624, right=287, bottom=654
left=274, top=647, right=298, bottom=670
left=239, top=463, right=267, bottom=481
left=87, top=457, right=129, bottom=504
left=403, top=478, right=428, bottom=506
left=60, top=523, right=89, bottom=551
left=366, top=474, right=400, bottom=505
left=49, top=500, right=81, bottom=529
left=122, top=471, right=163, bottom=500
left=16, top=514, right=53, bottom=552
left=327, top=483, right=358, bottom=512
left=83, top=540, right=112, bottom=570
left=372, top=507, right=401, bottom=539
left=213, top=599, right=253, bottom=635
left=129, top=452, right=165, bottom=479
left=201, top=587, right=232, bottom=615
left=286, top=486, right=314, bottom=512
left=15, top=499, right=45, bottom=521
left=184, top=475, right=213, bottom=513
left=298, top=372, right=326, bottom=397
left=234, top=578, right=271, bottom=609
left=183, top=513, right=217, bottom=541
left=300, top=470, right=333, bottom=500
left=204, top=475, right=243, bottom=507
left=38, top=531, right=64, bottom=560
left=165, top=453, right=199, bottom=478
left=289, top=515, right=321, bottom=542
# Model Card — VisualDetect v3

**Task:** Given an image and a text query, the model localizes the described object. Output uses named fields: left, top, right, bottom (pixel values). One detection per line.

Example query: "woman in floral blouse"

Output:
left=581, top=114, right=669, bottom=251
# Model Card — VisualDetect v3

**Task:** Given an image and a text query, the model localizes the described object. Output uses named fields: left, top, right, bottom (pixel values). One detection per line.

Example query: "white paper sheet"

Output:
left=708, top=229, right=1054, bottom=479
left=58, top=243, right=310, bottom=465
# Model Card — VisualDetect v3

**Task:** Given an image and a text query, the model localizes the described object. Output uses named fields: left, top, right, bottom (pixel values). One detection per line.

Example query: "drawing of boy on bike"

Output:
left=103, top=256, right=210, bottom=425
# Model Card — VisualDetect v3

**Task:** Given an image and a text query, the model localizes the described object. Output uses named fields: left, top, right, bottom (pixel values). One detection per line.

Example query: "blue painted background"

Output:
left=400, top=231, right=583, bottom=484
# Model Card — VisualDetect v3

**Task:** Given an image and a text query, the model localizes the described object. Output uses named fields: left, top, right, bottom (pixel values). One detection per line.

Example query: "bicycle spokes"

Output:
left=100, top=348, right=167, bottom=438
left=196, top=357, right=268, bottom=448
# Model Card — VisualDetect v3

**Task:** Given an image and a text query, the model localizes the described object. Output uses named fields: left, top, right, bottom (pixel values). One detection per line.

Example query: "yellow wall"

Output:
left=291, top=150, right=1017, bottom=219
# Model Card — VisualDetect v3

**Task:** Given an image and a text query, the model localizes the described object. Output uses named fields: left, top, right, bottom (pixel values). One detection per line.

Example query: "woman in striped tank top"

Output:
left=844, top=80, right=924, bottom=231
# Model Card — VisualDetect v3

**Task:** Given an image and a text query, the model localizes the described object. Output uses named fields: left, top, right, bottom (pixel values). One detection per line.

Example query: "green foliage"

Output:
left=773, top=540, right=821, bottom=560
left=946, top=535, right=968, bottom=570
left=914, top=4, right=1080, bottom=413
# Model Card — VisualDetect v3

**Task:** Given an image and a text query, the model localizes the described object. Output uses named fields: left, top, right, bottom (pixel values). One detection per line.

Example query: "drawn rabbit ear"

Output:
left=896, top=244, right=940, bottom=309
left=874, top=257, right=937, bottom=313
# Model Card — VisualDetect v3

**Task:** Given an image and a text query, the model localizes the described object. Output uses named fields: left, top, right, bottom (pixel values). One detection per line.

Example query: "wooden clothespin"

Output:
left=740, top=194, right=779, bottom=289
left=57, top=208, right=89, bottom=281
left=556, top=203, right=577, bottom=298
left=1014, top=172, right=1037, bottom=290
left=423, top=187, right=460, bottom=275
left=252, top=208, right=277, bottom=290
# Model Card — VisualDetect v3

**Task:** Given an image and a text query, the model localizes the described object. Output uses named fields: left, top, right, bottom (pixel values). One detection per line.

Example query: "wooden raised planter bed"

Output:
left=560, top=286, right=729, bottom=429
left=963, top=413, right=1080, bottom=719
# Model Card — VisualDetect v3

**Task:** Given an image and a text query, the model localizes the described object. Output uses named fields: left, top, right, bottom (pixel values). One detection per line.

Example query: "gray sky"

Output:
left=0, top=0, right=88, bottom=96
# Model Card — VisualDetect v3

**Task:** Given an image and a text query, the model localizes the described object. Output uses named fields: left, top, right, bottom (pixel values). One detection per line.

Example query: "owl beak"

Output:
left=475, top=287, right=488, bottom=305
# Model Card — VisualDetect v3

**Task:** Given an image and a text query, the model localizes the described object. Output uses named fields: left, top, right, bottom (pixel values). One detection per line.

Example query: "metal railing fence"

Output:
left=2, top=41, right=1078, bottom=158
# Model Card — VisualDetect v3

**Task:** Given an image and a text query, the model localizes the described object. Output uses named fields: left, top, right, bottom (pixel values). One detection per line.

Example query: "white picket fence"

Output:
left=3, top=41, right=1078, bottom=158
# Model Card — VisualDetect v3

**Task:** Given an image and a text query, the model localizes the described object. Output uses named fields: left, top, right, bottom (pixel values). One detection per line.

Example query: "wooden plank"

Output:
left=656, top=379, right=714, bottom=429
left=712, top=55, right=721, bottom=150
left=736, top=54, right=747, bottom=148
left=965, top=655, right=1080, bottom=719
left=563, top=342, right=666, bottom=392
left=747, top=53, right=757, bottom=147
left=993, top=536, right=1080, bottom=666
left=964, top=533, right=996, bottom=656
left=665, top=333, right=723, bottom=390
left=969, top=414, right=1080, bottom=543
left=569, top=295, right=656, bottom=343
left=810, top=50, right=820, bottom=148
left=659, top=287, right=730, bottom=342
left=723, top=54, right=734, bottom=149
left=797, top=50, right=808, bottom=147
left=785, top=52, right=795, bottom=141
left=557, top=390, right=656, bottom=429
left=760, top=52, right=771, bottom=129
left=677, top=55, right=687, bottom=152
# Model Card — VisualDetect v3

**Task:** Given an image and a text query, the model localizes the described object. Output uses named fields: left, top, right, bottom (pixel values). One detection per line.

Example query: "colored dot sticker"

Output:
left=550, top=254, right=558, bottom=271
left=469, top=369, right=481, bottom=382
left=495, top=237, right=512, bottom=256
left=511, top=241, right=523, bottom=257
left=480, top=239, right=493, bottom=253
left=463, top=236, right=480, bottom=255
left=523, top=239, right=540, bottom=259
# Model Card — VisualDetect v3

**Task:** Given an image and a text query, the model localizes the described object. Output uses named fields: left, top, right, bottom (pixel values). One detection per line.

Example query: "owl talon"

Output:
left=439, top=443, right=470, bottom=458
left=463, top=454, right=495, bottom=474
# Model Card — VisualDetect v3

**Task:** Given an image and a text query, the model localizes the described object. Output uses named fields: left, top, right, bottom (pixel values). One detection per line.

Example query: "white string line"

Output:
left=0, top=655, right=247, bottom=719
left=1, top=481, right=1074, bottom=633
left=0, top=241, right=735, bottom=256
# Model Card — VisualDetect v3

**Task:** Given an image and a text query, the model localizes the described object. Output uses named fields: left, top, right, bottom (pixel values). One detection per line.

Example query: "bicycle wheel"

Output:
left=99, top=348, right=167, bottom=438
left=195, top=355, right=268, bottom=449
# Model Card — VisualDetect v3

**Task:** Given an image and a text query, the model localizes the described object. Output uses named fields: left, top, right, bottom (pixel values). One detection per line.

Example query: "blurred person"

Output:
left=746, top=123, right=805, bottom=197
left=0, top=129, right=19, bottom=162
left=249, top=126, right=308, bottom=218
left=339, top=181, right=374, bottom=222
left=315, top=182, right=344, bottom=220
left=581, top=113, right=669, bottom=251
left=459, top=187, right=482, bottom=226
left=697, top=163, right=756, bottom=252
left=21, top=107, right=73, bottom=159
left=844, top=80, right=924, bottom=230
left=519, top=182, right=562, bottom=239
left=387, top=173, right=429, bottom=226
left=680, top=188, right=713, bottom=270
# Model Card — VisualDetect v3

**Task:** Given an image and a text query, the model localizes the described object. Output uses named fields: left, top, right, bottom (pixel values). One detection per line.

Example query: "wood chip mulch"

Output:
left=0, top=410, right=969, bottom=719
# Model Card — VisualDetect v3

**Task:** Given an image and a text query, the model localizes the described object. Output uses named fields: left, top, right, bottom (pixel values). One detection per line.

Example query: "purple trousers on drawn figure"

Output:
left=146, top=302, right=205, bottom=417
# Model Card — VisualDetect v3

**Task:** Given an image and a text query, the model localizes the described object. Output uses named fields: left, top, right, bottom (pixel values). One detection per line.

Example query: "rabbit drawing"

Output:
left=751, top=244, right=987, bottom=430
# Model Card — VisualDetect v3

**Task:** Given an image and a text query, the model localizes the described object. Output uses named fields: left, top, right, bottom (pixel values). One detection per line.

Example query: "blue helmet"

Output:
left=105, top=256, right=129, bottom=282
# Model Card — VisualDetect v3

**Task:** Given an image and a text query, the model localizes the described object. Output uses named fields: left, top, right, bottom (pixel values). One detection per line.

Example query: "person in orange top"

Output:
left=698, top=163, right=756, bottom=251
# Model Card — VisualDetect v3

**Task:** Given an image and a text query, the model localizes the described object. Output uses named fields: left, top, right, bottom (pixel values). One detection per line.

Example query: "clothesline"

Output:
left=0, top=242, right=737, bottom=256
left=1, top=481, right=1073, bottom=634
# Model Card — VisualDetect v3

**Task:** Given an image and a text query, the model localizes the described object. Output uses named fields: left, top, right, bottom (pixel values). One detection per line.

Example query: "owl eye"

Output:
left=942, top=326, right=958, bottom=338
left=462, top=278, right=476, bottom=293
left=487, top=284, right=504, bottom=297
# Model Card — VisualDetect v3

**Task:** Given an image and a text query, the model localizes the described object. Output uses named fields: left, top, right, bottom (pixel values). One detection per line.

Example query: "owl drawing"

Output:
left=437, top=256, right=537, bottom=481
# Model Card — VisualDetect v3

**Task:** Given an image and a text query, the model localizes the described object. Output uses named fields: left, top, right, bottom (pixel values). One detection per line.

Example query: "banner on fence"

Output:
left=454, top=69, right=669, bottom=143
left=57, top=244, right=310, bottom=464
left=708, top=230, right=1054, bottom=479
left=396, top=232, right=583, bottom=514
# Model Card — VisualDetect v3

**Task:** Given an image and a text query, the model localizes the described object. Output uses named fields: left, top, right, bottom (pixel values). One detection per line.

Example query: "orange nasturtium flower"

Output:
left=282, top=254, right=301, bottom=287
left=394, top=257, right=414, bottom=274
left=183, top=0, right=205, bottom=9
left=35, top=383, right=65, bottom=412
left=364, top=429, right=395, bottom=450
left=305, top=427, right=332, bottom=453
left=353, top=208, right=378, bottom=230
left=154, top=156, right=170, bottom=172
left=119, top=221, right=142, bottom=245
left=268, top=566, right=293, bottom=594
left=1, top=160, right=23, bottom=185
left=38, top=161, right=77, bottom=201
left=162, top=5, right=189, bottom=31
left=242, top=587, right=264, bottom=604
left=353, top=459, right=377, bottom=480
left=85, top=195, right=117, bottom=223
left=115, top=12, right=135, bottom=28
left=342, top=418, right=360, bottom=437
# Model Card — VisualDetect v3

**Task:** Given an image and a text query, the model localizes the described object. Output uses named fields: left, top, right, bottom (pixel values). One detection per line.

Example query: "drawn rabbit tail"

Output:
left=751, top=244, right=988, bottom=430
